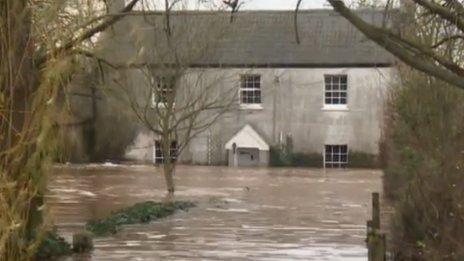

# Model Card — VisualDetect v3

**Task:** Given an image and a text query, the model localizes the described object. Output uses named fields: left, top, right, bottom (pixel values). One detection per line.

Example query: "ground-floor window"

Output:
left=324, top=145, right=348, bottom=168
left=154, top=140, right=178, bottom=164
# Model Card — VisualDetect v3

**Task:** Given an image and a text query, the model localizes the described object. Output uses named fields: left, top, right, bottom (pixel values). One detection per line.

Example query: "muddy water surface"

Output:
left=48, top=165, right=382, bottom=260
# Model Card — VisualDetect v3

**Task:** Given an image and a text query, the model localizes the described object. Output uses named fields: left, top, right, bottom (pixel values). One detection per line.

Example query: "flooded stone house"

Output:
left=64, top=7, right=394, bottom=168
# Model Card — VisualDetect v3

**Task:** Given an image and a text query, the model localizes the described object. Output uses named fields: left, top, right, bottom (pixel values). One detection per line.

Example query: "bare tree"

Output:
left=294, top=0, right=464, bottom=89
left=111, top=2, right=238, bottom=196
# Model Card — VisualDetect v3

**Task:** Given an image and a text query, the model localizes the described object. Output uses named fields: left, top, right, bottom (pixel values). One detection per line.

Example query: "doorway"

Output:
left=237, top=148, right=260, bottom=167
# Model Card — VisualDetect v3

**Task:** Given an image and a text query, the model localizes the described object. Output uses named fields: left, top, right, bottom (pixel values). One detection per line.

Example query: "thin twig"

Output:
left=294, top=0, right=303, bottom=44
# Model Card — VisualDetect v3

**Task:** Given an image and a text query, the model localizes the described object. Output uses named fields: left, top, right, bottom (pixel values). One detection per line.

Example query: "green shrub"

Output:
left=86, top=201, right=195, bottom=236
left=271, top=146, right=382, bottom=168
left=270, top=146, right=323, bottom=167
left=291, top=152, right=323, bottom=167
left=35, top=231, right=72, bottom=260
left=72, top=232, right=93, bottom=253
left=269, top=146, right=288, bottom=166
left=347, top=151, right=381, bottom=168
left=383, top=72, right=464, bottom=259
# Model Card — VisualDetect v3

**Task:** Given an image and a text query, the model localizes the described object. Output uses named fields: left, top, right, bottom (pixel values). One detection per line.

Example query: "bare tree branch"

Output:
left=294, top=0, right=303, bottom=44
left=223, top=0, right=243, bottom=22
left=326, top=0, right=464, bottom=89
left=110, top=6, right=238, bottom=195
left=37, top=0, right=141, bottom=66
left=412, top=0, right=464, bottom=32
left=431, top=34, right=464, bottom=48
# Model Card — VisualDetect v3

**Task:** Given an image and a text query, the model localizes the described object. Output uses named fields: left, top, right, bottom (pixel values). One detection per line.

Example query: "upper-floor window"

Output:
left=324, top=74, right=347, bottom=106
left=152, top=76, right=175, bottom=107
left=240, top=74, right=262, bottom=105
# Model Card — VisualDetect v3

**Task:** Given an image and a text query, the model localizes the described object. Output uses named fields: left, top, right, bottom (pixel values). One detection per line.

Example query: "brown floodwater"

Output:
left=47, top=164, right=383, bottom=260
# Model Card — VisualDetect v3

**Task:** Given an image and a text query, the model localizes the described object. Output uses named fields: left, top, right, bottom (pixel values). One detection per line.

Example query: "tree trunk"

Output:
left=2, top=1, right=141, bottom=258
left=161, top=129, right=176, bottom=196
left=1, top=0, right=45, bottom=254
left=163, top=161, right=175, bottom=196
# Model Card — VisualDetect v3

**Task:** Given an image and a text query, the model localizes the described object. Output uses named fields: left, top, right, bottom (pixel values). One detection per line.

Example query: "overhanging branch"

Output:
left=36, top=0, right=141, bottom=66
left=327, top=0, right=464, bottom=89
left=413, top=0, right=464, bottom=32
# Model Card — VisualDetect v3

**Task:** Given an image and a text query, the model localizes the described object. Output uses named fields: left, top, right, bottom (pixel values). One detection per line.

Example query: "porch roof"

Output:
left=225, top=125, right=269, bottom=151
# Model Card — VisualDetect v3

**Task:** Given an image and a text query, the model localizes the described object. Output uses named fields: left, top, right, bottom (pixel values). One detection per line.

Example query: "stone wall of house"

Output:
left=80, top=8, right=395, bottom=166
left=122, top=67, right=394, bottom=165
left=62, top=65, right=393, bottom=166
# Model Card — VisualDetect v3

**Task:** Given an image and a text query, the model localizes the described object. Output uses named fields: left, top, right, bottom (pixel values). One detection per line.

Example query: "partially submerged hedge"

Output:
left=35, top=231, right=72, bottom=260
left=270, top=146, right=323, bottom=167
left=34, top=201, right=195, bottom=259
left=86, top=201, right=195, bottom=236
left=347, top=151, right=381, bottom=169
left=271, top=146, right=380, bottom=169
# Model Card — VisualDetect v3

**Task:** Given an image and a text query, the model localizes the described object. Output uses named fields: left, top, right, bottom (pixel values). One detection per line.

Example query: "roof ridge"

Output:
left=128, top=8, right=388, bottom=15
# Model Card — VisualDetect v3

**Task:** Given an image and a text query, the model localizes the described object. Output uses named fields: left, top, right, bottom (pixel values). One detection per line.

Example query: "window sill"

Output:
left=240, top=104, right=263, bottom=110
left=321, top=105, right=349, bottom=111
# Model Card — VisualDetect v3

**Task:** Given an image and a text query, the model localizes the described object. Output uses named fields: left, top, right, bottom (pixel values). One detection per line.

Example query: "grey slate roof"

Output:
left=98, top=10, right=394, bottom=67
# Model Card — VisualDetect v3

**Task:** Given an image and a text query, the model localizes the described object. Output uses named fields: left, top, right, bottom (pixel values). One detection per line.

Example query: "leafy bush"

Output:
left=270, top=146, right=323, bottom=167
left=35, top=231, right=72, bottom=260
left=86, top=201, right=195, bottom=236
left=383, top=73, right=464, bottom=259
left=72, top=232, right=93, bottom=253
left=348, top=151, right=381, bottom=168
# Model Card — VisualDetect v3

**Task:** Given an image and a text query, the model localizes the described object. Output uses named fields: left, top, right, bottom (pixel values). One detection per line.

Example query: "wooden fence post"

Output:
left=372, top=192, right=380, bottom=229
left=367, top=192, right=386, bottom=261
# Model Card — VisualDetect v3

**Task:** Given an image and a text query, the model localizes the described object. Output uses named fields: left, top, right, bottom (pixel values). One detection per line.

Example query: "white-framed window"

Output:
left=240, top=74, right=262, bottom=106
left=324, top=144, right=348, bottom=168
left=153, top=140, right=178, bottom=164
left=152, top=76, right=174, bottom=107
left=324, top=74, right=348, bottom=107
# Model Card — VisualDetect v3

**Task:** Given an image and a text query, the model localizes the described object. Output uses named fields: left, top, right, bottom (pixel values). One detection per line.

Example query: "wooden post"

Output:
left=367, top=230, right=386, bottom=261
left=367, top=192, right=386, bottom=261
left=372, top=192, right=380, bottom=229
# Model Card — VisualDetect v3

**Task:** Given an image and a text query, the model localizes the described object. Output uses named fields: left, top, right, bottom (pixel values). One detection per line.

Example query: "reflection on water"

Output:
left=48, top=165, right=382, bottom=260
